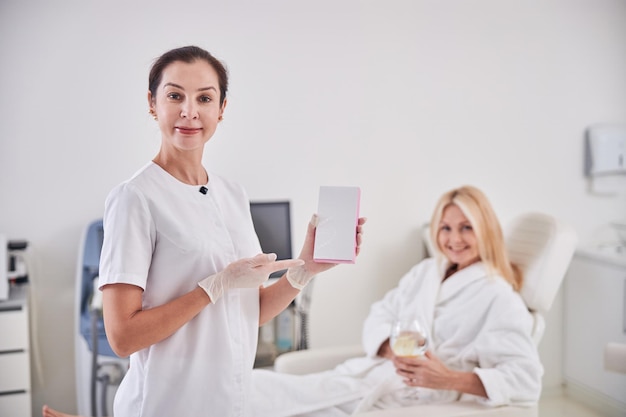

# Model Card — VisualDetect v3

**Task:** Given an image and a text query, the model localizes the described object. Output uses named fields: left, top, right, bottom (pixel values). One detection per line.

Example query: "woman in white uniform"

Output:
left=251, top=185, right=543, bottom=416
left=92, top=45, right=365, bottom=417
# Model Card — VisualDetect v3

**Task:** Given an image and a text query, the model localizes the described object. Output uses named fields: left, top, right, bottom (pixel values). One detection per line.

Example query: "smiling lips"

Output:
left=176, top=126, right=202, bottom=134
left=447, top=246, right=469, bottom=255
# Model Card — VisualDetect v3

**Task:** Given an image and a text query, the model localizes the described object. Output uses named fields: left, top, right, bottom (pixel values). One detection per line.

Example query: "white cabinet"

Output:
left=0, top=284, right=31, bottom=417
left=563, top=248, right=626, bottom=416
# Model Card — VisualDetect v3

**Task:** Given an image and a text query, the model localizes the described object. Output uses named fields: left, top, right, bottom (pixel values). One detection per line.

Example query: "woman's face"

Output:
left=148, top=59, right=226, bottom=154
left=437, top=204, right=480, bottom=270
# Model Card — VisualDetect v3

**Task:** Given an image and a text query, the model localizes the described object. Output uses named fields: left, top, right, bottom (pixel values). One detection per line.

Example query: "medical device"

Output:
left=249, top=201, right=293, bottom=278
left=0, top=236, right=29, bottom=301
left=249, top=201, right=312, bottom=355
left=75, top=220, right=128, bottom=417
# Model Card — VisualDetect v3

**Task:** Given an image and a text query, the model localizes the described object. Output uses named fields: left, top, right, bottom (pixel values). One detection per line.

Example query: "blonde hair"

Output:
left=429, top=185, right=523, bottom=291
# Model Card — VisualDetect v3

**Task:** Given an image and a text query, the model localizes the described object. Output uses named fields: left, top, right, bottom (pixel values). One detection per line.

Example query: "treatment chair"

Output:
left=274, top=212, right=578, bottom=416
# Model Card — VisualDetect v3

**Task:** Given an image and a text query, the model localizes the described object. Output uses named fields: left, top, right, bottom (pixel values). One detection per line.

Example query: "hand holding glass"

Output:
left=390, top=318, right=429, bottom=398
left=390, top=318, right=429, bottom=358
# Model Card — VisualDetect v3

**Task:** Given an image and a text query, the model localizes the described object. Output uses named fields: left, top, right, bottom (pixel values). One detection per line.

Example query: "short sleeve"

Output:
left=99, top=182, right=155, bottom=290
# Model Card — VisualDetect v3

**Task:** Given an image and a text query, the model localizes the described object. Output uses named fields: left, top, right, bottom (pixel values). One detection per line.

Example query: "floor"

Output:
left=538, top=395, right=610, bottom=417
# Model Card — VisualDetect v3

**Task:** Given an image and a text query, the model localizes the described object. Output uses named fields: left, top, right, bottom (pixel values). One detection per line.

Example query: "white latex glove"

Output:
left=286, top=215, right=319, bottom=290
left=285, top=263, right=313, bottom=290
left=199, top=253, right=304, bottom=303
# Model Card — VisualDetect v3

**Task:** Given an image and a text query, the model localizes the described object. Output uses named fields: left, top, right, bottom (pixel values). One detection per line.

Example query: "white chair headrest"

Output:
left=505, top=213, right=577, bottom=314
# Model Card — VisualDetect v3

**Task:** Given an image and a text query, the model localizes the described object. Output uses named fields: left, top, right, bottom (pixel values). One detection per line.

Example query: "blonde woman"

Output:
left=427, top=184, right=522, bottom=289
left=251, top=185, right=542, bottom=416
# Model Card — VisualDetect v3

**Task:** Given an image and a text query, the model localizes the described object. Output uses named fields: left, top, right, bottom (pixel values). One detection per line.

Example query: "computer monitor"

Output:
left=249, top=201, right=293, bottom=278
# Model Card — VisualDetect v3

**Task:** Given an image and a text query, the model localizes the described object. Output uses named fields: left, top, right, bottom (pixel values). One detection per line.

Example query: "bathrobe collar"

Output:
left=437, top=261, right=491, bottom=305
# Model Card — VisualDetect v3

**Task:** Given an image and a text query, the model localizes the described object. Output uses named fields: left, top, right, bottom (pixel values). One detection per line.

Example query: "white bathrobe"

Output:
left=251, top=258, right=543, bottom=416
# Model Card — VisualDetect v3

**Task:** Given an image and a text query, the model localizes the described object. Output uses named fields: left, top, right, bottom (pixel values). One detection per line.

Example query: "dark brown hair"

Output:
left=148, top=45, right=229, bottom=106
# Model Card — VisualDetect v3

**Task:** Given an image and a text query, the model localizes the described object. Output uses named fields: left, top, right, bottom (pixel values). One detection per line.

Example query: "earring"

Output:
left=149, top=109, right=157, bottom=121
left=218, top=115, right=224, bottom=122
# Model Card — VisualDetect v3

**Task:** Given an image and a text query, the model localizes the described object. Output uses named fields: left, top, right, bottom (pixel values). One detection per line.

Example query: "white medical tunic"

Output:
left=99, top=162, right=262, bottom=417
left=251, top=258, right=543, bottom=416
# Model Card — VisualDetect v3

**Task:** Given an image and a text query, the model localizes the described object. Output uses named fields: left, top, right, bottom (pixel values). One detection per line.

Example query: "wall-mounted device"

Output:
left=585, top=124, right=626, bottom=177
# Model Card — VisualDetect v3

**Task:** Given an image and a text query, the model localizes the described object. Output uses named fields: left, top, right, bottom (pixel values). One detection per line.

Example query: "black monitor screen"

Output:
left=250, top=201, right=293, bottom=277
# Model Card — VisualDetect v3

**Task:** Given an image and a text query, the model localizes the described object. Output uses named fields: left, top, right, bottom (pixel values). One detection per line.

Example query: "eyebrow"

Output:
left=163, top=82, right=217, bottom=92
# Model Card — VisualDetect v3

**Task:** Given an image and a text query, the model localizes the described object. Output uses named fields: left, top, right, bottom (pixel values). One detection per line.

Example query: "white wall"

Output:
left=1, top=0, right=624, bottom=414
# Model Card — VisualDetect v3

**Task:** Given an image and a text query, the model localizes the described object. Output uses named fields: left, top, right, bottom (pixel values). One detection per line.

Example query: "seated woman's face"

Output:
left=437, top=204, right=480, bottom=270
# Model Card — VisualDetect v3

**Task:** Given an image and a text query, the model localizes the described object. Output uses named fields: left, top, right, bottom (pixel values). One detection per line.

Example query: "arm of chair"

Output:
left=529, top=311, right=545, bottom=346
left=274, top=344, right=365, bottom=375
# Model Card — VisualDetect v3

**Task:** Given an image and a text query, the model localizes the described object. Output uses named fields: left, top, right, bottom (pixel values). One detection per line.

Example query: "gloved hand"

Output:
left=285, top=265, right=311, bottom=290
left=199, top=253, right=304, bottom=303
left=285, top=215, right=319, bottom=290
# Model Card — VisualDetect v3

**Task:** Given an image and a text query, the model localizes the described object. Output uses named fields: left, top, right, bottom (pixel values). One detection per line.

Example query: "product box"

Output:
left=313, top=186, right=361, bottom=263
